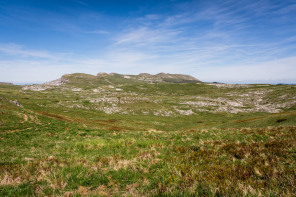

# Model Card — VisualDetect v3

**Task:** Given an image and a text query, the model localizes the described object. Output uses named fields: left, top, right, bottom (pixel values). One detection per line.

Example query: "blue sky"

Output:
left=0, top=0, right=296, bottom=84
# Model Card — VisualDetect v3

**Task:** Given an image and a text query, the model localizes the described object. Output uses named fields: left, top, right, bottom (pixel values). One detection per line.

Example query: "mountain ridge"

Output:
left=21, top=72, right=201, bottom=91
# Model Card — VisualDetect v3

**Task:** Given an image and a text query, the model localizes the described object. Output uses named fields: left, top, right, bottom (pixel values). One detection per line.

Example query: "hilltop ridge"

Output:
left=22, top=72, right=201, bottom=91
left=63, top=72, right=201, bottom=86
left=95, top=72, right=201, bottom=83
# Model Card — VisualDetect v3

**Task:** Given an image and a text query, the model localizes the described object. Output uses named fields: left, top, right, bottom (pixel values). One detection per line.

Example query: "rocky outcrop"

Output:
left=22, top=77, right=68, bottom=91
left=138, top=73, right=153, bottom=78
left=43, top=77, right=69, bottom=86
left=97, top=72, right=109, bottom=77
left=0, top=97, right=23, bottom=108
left=155, top=73, right=199, bottom=81
left=11, top=100, right=23, bottom=108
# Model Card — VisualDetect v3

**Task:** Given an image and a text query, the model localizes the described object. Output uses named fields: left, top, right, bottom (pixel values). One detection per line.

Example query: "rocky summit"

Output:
left=95, top=72, right=201, bottom=83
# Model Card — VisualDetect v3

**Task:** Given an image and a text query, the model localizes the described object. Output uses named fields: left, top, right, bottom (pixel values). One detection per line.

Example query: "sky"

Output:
left=0, top=0, right=296, bottom=84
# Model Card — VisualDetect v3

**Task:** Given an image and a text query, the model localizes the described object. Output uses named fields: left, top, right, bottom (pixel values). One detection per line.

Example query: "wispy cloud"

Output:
left=114, top=27, right=182, bottom=46
left=111, top=0, right=296, bottom=65
left=0, top=43, right=56, bottom=59
left=72, top=0, right=89, bottom=6
left=83, top=30, right=109, bottom=34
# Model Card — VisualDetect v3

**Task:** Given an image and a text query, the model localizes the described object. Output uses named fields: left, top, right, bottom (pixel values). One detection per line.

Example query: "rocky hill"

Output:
left=22, top=72, right=201, bottom=91
left=19, top=72, right=296, bottom=116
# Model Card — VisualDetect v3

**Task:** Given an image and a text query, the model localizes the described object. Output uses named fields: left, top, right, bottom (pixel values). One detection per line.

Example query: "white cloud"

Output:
left=114, top=27, right=181, bottom=46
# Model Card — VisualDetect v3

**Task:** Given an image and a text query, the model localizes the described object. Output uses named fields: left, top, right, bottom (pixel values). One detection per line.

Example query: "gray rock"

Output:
left=12, top=100, right=23, bottom=108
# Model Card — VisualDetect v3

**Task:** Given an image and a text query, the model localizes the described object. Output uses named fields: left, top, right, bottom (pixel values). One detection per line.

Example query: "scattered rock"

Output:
left=11, top=100, right=23, bottom=108
left=71, top=88, right=82, bottom=92
left=207, top=83, right=252, bottom=88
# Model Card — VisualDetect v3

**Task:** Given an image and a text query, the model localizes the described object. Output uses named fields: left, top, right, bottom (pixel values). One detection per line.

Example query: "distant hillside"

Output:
left=67, top=72, right=201, bottom=86
left=0, top=82, right=13, bottom=85
left=22, top=72, right=201, bottom=91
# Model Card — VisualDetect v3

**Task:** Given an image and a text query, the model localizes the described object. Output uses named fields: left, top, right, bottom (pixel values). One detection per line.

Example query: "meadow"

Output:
left=0, top=75, right=296, bottom=196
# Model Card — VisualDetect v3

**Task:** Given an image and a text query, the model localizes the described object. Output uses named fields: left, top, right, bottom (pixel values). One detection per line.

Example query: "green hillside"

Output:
left=0, top=73, right=295, bottom=196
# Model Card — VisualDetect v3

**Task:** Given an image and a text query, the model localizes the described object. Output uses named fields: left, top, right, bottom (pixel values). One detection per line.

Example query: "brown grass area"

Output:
left=170, top=128, right=296, bottom=195
left=0, top=105, right=15, bottom=110
left=37, top=111, right=72, bottom=122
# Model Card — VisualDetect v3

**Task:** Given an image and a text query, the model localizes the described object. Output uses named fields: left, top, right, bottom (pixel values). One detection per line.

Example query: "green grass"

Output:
left=0, top=81, right=296, bottom=196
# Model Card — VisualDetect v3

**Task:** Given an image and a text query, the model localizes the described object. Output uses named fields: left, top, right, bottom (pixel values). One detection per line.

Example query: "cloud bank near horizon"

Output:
left=0, top=0, right=295, bottom=84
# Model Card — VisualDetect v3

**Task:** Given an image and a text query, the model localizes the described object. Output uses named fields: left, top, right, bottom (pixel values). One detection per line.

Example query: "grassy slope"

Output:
left=0, top=81, right=296, bottom=196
